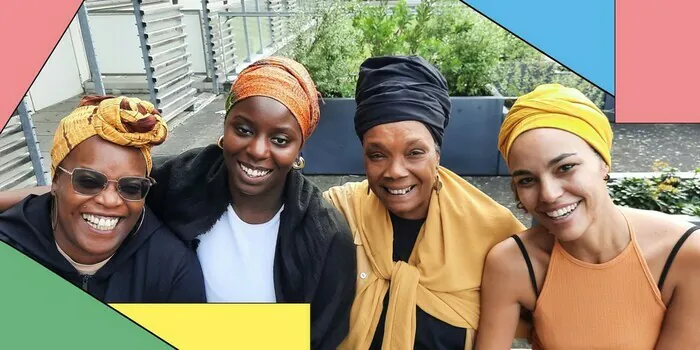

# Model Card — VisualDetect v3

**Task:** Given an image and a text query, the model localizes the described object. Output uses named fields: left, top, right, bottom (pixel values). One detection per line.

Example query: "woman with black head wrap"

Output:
left=323, top=55, right=527, bottom=349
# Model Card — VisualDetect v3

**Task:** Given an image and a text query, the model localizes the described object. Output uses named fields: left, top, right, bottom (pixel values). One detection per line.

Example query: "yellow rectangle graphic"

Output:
left=110, top=303, right=310, bottom=349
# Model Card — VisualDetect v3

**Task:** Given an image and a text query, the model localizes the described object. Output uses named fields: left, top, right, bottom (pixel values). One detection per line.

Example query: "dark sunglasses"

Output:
left=57, top=166, right=156, bottom=201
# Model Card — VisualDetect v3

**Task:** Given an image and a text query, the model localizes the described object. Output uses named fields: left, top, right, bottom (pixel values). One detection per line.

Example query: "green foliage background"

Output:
left=284, top=0, right=606, bottom=106
left=608, top=163, right=700, bottom=217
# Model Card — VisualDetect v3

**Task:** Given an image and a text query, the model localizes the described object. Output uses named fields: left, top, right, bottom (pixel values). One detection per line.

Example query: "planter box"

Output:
left=496, top=108, right=511, bottom=176
left=301, top=96, right=507, bottom=176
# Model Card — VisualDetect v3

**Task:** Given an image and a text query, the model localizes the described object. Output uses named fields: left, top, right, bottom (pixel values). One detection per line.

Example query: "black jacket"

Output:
left=0, top=193, right=206, bottom=303
left=149, top=145, right=357, bottom=350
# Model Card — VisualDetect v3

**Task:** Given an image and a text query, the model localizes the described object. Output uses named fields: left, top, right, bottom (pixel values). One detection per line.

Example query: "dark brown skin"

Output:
left=52, top=136, right=148, bottom=265
left=0, top=96, right=305, bottom=226
left=476, top=128, right=700, bottom=350
left=362, top=120, right=440, bottom=220
left=222, top=96, right=303, bottom=224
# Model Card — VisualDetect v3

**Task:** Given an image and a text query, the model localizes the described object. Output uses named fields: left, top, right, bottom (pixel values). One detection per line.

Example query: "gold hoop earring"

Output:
left=292, top=156, right=306, bottom=170
left=433, top=173, right=442, bottom=193
left=217, top=135, right=224, bottom=150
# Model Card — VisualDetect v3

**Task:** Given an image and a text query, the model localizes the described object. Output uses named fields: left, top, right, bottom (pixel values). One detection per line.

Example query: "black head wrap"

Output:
left=354, top=55, right=451, bottom=146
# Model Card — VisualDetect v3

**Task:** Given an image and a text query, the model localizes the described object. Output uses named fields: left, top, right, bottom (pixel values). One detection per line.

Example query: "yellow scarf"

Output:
left=324, top=166, right=527, bottom=349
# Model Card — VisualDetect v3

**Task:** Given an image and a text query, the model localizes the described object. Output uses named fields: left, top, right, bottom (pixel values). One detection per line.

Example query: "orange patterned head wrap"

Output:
left=50, top=95, right=168, bottom=178
left=225, top=56, right=321, bottom=144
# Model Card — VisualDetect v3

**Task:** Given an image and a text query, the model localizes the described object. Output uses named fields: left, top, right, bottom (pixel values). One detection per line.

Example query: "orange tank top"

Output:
left=530, top=219, right=667, bottom=349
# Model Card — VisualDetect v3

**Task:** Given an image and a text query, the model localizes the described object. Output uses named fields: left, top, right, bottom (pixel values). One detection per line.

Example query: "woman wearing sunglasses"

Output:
left=0, top=96, right=205, bottom=303
left=0, top=57, right=355, bottom=349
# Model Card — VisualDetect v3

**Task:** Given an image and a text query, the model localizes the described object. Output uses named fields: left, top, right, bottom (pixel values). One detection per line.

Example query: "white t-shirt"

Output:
left=196, top=204, right=282, bottom=302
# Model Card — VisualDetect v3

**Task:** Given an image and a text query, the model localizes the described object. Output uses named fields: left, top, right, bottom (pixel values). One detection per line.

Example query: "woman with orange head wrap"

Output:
left=0, top=95, right=205, bottom=303
left=145, top=57, right=355, bottom=349
left=476, top=84, right=700, bottom=349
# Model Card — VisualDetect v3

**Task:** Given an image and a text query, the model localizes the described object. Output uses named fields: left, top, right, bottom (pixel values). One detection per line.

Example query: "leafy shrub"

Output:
left=608, top=162, right=700, bottom=217
left=491, top=61, right=606, bottom=108
left=287, top=0, right=514, bottom=97
left=287, top=0, right=607, bottom=101
left=285, top=1, right=366, bottom=98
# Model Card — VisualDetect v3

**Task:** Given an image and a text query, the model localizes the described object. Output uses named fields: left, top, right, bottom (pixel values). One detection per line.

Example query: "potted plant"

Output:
left=283, top=0, right=608, bottom=177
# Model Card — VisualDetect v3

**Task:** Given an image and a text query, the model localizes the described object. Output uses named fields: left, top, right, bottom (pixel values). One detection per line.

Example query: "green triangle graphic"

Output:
left=0, top=243, right=173, bottom=349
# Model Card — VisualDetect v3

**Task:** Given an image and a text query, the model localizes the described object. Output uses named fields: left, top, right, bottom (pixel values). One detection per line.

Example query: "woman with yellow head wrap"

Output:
left=476, top=84, right=700, bottom=349
left=0, top=95, right=205, bottom=303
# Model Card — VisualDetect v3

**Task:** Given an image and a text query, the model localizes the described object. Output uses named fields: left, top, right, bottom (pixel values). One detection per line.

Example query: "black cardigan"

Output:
left=149, top=145, right=356, bottom=350
left=0, top=193, right=206, bottom=303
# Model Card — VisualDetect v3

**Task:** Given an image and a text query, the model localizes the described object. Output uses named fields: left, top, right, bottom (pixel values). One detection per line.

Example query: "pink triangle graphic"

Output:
left=0, top=0, right=84, bottom=130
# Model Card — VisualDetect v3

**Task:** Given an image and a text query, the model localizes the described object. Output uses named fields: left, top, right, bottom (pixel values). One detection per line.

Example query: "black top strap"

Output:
left=658, top=226, right=700, bottom=291
left=511, top=235, right=539, bottom=298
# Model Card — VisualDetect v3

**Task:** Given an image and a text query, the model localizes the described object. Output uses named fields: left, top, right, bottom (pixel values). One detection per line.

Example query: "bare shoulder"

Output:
left=485, top=226, right=552, bottom=309
left=622, top=206, right=696, bottom=252
left=518, top=226, right=555, bottom=254
left=671, top=225, right=700, bottom=271
left=621, top=207, right=700, bottom=298
left=488, top=226, right=552, bottom=262
left=486, top=226, right=551, bottom=278
left=484, top=232, right=527, bottom=283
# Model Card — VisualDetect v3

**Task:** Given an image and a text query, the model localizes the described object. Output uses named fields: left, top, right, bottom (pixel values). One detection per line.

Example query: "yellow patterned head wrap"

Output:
left=498, top=84, right=613, bottom=168
left=50, top=95, right=168, bottom=178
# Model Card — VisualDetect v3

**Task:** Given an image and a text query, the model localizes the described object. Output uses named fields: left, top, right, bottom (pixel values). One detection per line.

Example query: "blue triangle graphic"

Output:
left=463, top=0, right=614, bottom=96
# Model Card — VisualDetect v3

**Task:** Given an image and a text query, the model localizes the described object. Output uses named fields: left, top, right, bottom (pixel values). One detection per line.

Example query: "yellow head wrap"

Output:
left=498, top=83, right=613, bottom=168
left=50, top=96, right=168, bottom=178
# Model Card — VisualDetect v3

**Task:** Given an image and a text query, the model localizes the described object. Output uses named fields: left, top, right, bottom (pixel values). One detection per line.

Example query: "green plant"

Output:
left=499, top=32, right=543, bottom=62
left=352, top=0, right=513, bottom=96
left=415, top=0, right=508, bottom=96
left=285, top=0, right=366, bottom=98
left=289, top=0, right=532, bottom=97
left=491, top=61, right=606, bottom=108
left=287, top=0, right=606, bottom=100
left=352, top=0, right=411, bottom=56
left=608, top=163, right=700, bottom=217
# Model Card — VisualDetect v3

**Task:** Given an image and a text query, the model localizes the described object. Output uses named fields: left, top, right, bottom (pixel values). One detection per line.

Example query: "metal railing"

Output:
left=3, top=0, right=321, bottom=187
left=207, top=4, right=316, bottom=89
left=132, top=0, right=198, bottom=121
left=203, top=0, right=242, bottom=93
left=83, top=0, right=318, bottom=99
left=0, top=98, right=48, bottom=191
